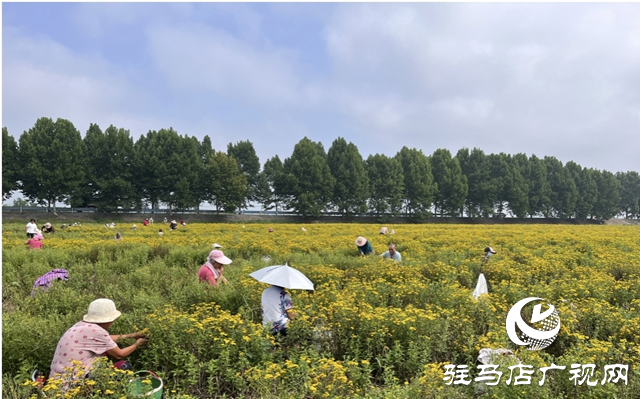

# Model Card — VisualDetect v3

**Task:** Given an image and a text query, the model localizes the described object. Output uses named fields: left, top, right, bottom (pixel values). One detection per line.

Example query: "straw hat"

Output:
left=83, top=299, right=122, bottom=323
left=355, top=236, right=367, bottom=246
left=44, top=223, right=52, bottom=229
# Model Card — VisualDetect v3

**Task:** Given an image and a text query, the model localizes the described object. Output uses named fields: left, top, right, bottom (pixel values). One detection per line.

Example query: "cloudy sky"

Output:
left=3, top=2, right=639, bottom=176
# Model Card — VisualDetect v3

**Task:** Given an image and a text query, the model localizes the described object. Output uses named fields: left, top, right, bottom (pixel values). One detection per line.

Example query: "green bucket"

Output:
left=128, top=370, right=163, bottom=399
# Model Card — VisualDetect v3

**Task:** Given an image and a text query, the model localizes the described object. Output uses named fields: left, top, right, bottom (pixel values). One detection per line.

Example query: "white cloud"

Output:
left=145, top=23, right=302, bottom=108
left=2, top=30, right=162, bottom=138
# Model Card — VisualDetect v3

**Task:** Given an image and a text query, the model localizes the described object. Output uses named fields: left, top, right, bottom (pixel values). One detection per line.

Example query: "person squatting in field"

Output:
left=49, top=299, right=147, bottom=379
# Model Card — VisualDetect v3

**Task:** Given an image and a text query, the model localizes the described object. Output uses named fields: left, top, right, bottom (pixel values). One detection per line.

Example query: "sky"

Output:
left=3, top=2, right=640, bottom=186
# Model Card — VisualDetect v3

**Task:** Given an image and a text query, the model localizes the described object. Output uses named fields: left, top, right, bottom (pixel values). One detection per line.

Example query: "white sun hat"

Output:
left=212, top=243, right=223, bottom=248
left=83, top=299, right=122, bottom=323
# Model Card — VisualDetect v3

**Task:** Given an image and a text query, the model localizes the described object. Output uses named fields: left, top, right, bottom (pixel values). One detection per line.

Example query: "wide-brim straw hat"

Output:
left=212, top=243, right=223, bottom=248
left=355, top=236, right=367, bottom=246
left=83, top=298, right=122, bottom=323
left=44, top=223, right=52, bottom=229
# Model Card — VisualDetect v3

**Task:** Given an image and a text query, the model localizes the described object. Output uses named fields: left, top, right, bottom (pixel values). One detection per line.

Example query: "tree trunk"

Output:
left=169, top=203, right=172, bottom=216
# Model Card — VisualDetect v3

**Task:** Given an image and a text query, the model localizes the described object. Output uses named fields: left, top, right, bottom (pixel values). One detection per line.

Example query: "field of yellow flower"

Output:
left=2, top=222, right=639, bottom=398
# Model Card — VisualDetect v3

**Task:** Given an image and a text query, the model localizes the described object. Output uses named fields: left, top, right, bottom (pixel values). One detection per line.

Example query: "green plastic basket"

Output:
left=128, top=370, right=163, bottom=399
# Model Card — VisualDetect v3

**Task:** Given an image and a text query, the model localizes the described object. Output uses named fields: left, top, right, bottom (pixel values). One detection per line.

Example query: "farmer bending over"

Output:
left=49, top=299, right=147, bottom=379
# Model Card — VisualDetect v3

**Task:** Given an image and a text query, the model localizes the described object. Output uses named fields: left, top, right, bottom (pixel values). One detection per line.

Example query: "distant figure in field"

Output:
left=212, top=243, right=223, bottom=249
left=114, top=232, right=122, bottom=241
left=180, top=220, right=186, bottom=226
left=379, top=227, right=389, bottom=235
left=355, top=236, right=375, bottom=256
left=158, top=229, right=164, bottom=236
left=379, top=244, right=402, bottom=262
left=26, top=218, right=38, bottom=238
left=148, top=217, right=154, bottom=224
left=25, top=234, right=43, bottom=249
left=143, top=218, right=149, bottom=227
left=41, top=222, right=55, bottom=234
left=198, top=250, right=231, bottom=287
left=483, top=246, right=497, bottom=262
left=163, top=217, right=168, bottom=224
left=131, top=224, right=137, bottom=230
left=268, top=228, right=274, bottom=233
left=170, top=220, right=178, bottom=230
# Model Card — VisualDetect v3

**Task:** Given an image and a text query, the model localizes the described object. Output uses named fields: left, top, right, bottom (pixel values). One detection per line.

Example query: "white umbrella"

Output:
left=249, top=264, right=314, bottom=290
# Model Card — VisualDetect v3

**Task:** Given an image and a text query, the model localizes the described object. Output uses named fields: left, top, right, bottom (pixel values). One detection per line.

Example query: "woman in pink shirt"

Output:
left=24, top=234, right=43, bottom=249
left=198, top=250, right=232, bottom=287
left=49, top=299, right=147, bottom=379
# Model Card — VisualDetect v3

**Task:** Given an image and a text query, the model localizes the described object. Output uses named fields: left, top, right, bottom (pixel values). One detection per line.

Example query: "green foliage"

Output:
left=84, top=124, right=138, bottom=209
left=527, top=154, right=552, bottom=217
left=227, top=140, right=260, bottom=206
left=365, top=154, right=404, bottom=217
left=18, top=117, right=87, bottom=211
left=566, top=161, right=597, bottom=219
left=3, top=127, right=19, bottom=201
left=327, top=137, right=370, bottom=216
left=430, top=148, right=467, bottom=217
left=507, top=153, right=530, bottom=218
left=263, top=155, right=289, bottom=214
left=456, top=148, right=498, bottom=217
left=206, top=151, right=248, bottom=213
left=544, top=156, right=578, bottom=218
left=283, top=137, right=335, bottom=217
left=591, top=169, right=622, bottom=220
left=616, top=171, right=640, bottom=219
left=133, top=129, right=201, bottom=212
left=396, top=147, right=436, bottom=218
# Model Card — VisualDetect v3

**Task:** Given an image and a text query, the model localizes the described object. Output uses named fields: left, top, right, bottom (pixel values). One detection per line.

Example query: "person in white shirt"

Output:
left=261, top=285, right=297, bottom=337
left=379, top=244, right=402, bottom=262
left=26, top=219, right=38, bottom=238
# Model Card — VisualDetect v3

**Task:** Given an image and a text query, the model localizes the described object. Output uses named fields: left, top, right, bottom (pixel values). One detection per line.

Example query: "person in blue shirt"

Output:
left=355, top=236, right=375, bottom=256
left=483, top=246, right=497, bottom=262
left=380, top=244, right=402, bottom=262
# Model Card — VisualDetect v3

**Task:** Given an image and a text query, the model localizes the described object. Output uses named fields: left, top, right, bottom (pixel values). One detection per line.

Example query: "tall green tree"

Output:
left=327, top=137, right=369, bottom=216
left=283, top=137, right=335, bottom=217
left=395, top=147, right=437, bottom=218
left=565, top=161, right=597, bottom=219
left=430, top=148, right=467, bottom=216
left=487, top=153, right=510, bottom=216
left=527, top=154, right=552, bottom=217
left=508, top=153, right=530, bottom=218
left=591, top=169, right=622, bottom=220
left=263, top=155, right=288, bottom=214
left=365, top=154, right=404, bottom=216
left=253, top=171, right=274, bottom=212
left=18, top=117, right=87, bottom=212
left=83, top=124, right=138, bottom=210
left=206, top=151, right=247, bottom=213
left=227, top=141, right=260, bottom=208
left=133, top=128, right=200, bottom=213
left=616, top=171, right=640, bottom=219
left=2, top=127, right=19, bottom=201
left=192, top=135, right=213, bottom=213
left=544, top=156, right=578, bottom=218
left=456, top=148, right=497, bottom=217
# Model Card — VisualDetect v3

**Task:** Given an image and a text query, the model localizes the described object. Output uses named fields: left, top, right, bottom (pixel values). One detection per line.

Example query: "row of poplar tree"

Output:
left=3, top=117, right=639, bottom=219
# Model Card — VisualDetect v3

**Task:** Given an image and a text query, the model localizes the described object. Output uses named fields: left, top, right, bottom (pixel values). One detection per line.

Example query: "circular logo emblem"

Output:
left=505, top=297, right=560, bottom=351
